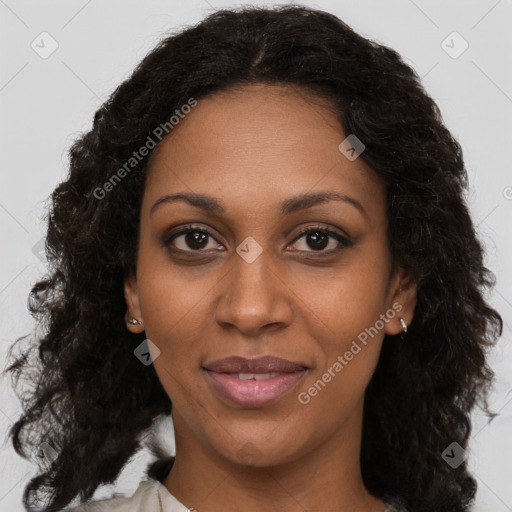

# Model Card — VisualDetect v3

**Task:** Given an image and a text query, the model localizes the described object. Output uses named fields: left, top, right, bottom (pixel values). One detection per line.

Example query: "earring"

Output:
left=399, top=317, right=407, bottom=333
left=127, top=317, right=144, bottom=326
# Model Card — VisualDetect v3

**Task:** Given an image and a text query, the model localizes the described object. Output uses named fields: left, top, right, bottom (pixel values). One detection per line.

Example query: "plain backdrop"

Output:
left=1, top=0, right=511, bottom=510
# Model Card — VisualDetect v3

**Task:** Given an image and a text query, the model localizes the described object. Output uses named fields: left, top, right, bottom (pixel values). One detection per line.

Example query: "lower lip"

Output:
left=205, top=370, right=307, bottom=408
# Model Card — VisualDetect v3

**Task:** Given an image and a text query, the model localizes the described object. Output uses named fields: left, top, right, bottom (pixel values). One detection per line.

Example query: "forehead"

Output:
left=143, top=83, right=385, bottom=222
left=148, top=83, right=342, bottom=175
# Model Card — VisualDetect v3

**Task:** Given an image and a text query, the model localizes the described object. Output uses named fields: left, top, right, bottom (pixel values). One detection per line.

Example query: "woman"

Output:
left=6, top=5, right=502, bottom=512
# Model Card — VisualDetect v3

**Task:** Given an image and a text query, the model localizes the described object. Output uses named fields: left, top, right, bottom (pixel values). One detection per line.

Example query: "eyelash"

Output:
left=162, top=224, right=353, bottom=257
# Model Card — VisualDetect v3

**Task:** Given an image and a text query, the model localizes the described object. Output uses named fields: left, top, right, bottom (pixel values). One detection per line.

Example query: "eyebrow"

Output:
left=149, top=191, right=367, bottom=218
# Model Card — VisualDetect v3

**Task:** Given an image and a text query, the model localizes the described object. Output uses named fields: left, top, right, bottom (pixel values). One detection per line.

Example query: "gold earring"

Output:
left=399, top=317, right=407, bottom=333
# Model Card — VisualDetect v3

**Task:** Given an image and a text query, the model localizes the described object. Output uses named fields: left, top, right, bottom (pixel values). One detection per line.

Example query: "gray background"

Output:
left=1, top=0, right=511, bottom=510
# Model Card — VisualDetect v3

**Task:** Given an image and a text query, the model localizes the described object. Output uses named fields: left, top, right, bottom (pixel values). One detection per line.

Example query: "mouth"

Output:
left=202, top=355, right=308, bottom=408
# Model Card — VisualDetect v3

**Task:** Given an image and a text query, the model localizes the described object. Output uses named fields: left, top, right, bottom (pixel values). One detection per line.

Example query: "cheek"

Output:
left=134, top=252, right=216, bottom=404
left=296, top=245, right=392, bottom=347
left=293, top=245, right=391, bottom=403
left=136, top=242, right=217, bottom=344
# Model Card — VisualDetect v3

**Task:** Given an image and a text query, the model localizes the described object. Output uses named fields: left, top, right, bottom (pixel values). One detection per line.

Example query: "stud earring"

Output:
left=127, top=317, right=144, bottom=327
left=399, top=317, right=407, bottom=333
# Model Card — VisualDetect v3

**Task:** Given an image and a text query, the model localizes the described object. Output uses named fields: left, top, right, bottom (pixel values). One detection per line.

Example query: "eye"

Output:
left=163, top=224, right=352, bottom=255
left=164, top=226, right=222, bottom=252
left=288, top=227, right=352, bottom=254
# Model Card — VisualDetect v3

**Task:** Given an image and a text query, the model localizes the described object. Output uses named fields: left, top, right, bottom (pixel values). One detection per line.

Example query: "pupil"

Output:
left=308, top=232, right=328, bottom=250
left=186, top=231, right=207, bottom=249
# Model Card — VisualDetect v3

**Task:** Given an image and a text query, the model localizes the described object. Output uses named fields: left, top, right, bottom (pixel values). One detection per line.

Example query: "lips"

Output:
left=204, top=355, right=307, bottom=374
left=203, top=356, right=308, bottom=408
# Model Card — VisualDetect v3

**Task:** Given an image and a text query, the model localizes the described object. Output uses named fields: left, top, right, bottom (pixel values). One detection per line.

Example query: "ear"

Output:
left=385, top=267, right=417, bottom=336
left=124, top=275, right=145, bottom=333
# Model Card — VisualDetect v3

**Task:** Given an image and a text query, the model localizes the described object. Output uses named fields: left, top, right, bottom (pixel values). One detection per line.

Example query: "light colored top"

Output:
left=66, top=478, right=192, bottom=512
left=67, top=477, right=405, bottom=511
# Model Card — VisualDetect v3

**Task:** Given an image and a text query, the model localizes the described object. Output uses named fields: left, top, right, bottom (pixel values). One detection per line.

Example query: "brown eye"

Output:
left=183, top=231, right=209, bottom=250
left=289, top=227, right=353, bottom=254
left=304, top=231, right=329, bottom=250
left=164, top=227, right=222, bottom=252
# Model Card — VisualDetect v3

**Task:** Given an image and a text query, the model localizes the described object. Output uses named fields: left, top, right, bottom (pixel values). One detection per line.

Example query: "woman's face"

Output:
left=125, top=83, right=416, bottom=467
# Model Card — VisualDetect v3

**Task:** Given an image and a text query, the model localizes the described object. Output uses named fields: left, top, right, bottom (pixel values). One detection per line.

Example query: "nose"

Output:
left=213, top=250, right=294, bottom=336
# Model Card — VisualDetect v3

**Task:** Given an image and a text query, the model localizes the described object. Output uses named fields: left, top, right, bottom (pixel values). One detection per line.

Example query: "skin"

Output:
left=124, top=83, right=417, bottom=512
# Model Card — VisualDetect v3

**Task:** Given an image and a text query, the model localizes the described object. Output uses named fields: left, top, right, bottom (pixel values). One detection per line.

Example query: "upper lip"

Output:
left=203, top=356, right=307, bottom=373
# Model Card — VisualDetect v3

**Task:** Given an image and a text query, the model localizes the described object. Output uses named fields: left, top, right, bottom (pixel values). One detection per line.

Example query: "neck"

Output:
left=162, top=401, right=384, bottom=512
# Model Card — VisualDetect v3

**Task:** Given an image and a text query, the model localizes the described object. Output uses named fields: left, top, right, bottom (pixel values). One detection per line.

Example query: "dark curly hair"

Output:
left=5, top=4, right=502, bottom=512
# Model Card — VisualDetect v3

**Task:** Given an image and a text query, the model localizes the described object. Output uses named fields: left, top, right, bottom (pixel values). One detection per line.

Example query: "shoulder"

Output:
left=384, top=498, right=410, bottom=512
left=64, top=479, right=161, bottom=512
left=64, top=478, right=191, bottom=512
